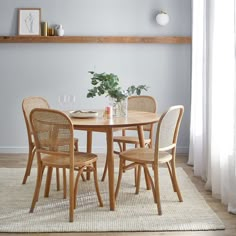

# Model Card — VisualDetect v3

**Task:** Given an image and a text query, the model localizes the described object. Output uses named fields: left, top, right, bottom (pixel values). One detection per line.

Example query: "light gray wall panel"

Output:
left=0, top=0, right=191, bottom=153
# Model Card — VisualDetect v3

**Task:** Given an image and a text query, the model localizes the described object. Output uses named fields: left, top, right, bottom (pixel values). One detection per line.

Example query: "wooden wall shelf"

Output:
left=0, top=36, right=191, bottom=44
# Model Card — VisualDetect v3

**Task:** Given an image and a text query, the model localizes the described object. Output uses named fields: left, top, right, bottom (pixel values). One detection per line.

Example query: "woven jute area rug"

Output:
left=0, top=167, right=225, bottom=232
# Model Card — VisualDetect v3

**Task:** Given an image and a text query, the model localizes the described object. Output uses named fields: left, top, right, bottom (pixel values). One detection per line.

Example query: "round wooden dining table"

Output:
left=69, top=110, right=159, bottom=211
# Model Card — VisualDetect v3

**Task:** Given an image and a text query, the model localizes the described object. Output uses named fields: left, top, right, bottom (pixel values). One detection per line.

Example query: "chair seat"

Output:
left=120, top=148, right=172, bottom=164
left=42, top=152, right=97, bottom=168
left=113, top=136, right=151, bottom=145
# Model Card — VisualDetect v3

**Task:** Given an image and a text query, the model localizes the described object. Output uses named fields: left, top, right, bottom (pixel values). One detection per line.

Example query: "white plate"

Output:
left=69, top=110, right=98, bottom=118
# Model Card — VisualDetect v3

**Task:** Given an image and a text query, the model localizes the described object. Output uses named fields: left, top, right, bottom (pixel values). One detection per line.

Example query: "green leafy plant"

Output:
left=87, top=71, right=148, bottom=102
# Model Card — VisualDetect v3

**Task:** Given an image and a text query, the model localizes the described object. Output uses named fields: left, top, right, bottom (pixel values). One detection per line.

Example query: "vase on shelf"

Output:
left=55, top=24, right=64, bottom=36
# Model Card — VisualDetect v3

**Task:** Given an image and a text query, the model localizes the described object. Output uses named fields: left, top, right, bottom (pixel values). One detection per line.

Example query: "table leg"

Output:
left=137, top=125, right=151, bottom=190
left=86, top=130, right=92, bottom=180
left=106, top=128, right=115, bottom=210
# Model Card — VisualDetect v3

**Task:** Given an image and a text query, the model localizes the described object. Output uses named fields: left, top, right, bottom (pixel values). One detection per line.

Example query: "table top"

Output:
left=68, top=110, right=159, bottom=129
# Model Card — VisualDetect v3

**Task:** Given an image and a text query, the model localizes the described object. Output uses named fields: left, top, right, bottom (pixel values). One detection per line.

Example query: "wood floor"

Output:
left=0, top=153, right=235, bottom=236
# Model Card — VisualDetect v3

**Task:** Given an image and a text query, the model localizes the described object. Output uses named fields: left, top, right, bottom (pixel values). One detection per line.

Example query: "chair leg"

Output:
left=35, top=165, right=45, bottom=202
left=115, top=159, right=125, bottom=199
left=27, top=148, right=36, bottom=176
left=45, top=167, right=68, bottom=199
left=101, top=156, right=108, bottom=182
left=22, top=145, right=35, bottom=184
left=166, top=162, right=176, bottom=192
left=139, top=139, right=151, bottom=191
left=73, top=138, right=82, bottom=182
left=135, top=165, right=141, bottom=194
left=93, top=162, right=103, bottom=207
left=170, top=160, right=183, bottom=202
left=81, top=172, right=86, bottom=182
left=56, top=168, right=60, bottom=191
left=134, top=165, right=138, bottom=187
left=63, top=168, right=67, bottom=199
left=74, top=166, right=86, bottom=209
left=74, top=167, right=86, bottom=182
left=86, top=168, right=91, bottom=180
left=30, top=163, right=44, bottom=213
left=143, top=165, right=156, bottom=203
left=44, top=167, right=53, bottom=197
left=114, top=141, right=123, bottom=155
left=153, top=166, right=162, bottom=215
left=69, top=168, right=74, bottom=222
left=122, top=142, right=126, bottom=152
left=143, top=166, right=151, bottom=190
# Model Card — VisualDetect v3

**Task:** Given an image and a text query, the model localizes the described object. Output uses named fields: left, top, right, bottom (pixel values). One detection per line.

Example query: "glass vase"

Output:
left=109, top=97, right=128, bottom=117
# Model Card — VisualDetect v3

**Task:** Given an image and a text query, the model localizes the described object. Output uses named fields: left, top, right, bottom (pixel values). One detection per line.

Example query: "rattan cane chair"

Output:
left=101, top=95, right=157, bottom=182
left=115, top=105, right=184, bottom=215
left=29, top=108, right=103, bottom=222
left=22, top=96, right=79, bottom=188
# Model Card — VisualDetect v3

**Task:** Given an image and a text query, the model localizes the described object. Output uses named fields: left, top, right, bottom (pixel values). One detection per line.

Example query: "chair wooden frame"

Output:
left=113, top=95, right=157, bottom=151
left=29, top=108, right=103, bottom=222
left=115, top=105, right=184, bottom=215
left=22, top=96, right=50, bottom=184
left=22, top=96, right=79, bottom=187
left=101, top=95, right=157, bottom=187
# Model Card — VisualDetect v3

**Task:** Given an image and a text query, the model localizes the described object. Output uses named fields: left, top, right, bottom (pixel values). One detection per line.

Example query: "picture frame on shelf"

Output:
left=18, top=8, right=41, bottom=36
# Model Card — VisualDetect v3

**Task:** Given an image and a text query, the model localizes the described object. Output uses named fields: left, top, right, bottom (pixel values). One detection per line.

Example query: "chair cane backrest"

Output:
left=22, top=97, right=50, bottom=143
left=155, top=105, right=184, bottom=157
left=127, top=96, right=157, bottom=131
left=30, top=108, right=74, bottom=156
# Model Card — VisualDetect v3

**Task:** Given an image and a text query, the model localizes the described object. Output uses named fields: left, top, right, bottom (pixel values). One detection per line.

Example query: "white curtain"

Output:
left=189, top=0, right=236, bottom=214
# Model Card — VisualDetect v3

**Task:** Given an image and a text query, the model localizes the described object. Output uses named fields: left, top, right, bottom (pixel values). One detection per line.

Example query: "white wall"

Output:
left=0, top=0, right=191, bottom=154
